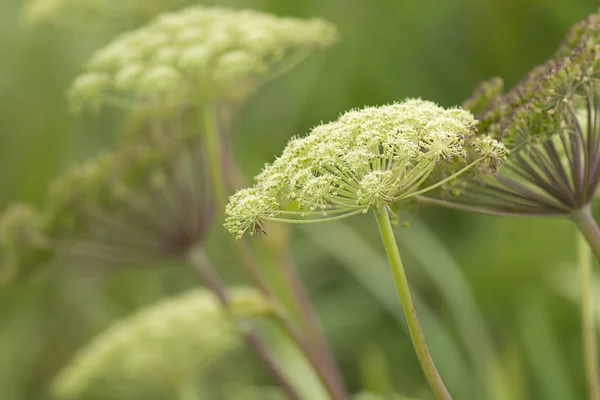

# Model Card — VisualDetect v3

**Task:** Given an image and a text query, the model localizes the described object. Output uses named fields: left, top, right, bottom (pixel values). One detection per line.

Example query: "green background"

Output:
left=1, top=0, right=599, bottom=399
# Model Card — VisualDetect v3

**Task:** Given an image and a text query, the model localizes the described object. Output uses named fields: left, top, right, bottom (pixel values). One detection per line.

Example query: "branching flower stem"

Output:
left=201, top=103, right=348, bottom=400
left=187, top=248, right=302, bottom=400
left=373, top=206, right=452, bottom=400
left=571, top=206, right=600, bottom=400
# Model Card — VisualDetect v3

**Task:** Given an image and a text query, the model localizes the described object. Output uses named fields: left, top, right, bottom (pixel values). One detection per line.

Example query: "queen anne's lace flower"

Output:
left=225, top=99, right=506, bottom=239
left=52, top=288, right=273, bottom=399
left=68, top=6, right=338, bottom=110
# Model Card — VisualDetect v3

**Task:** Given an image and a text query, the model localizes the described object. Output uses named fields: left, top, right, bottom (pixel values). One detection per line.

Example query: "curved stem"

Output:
left=373, top=207, right=452, bottom=400
left=201, top=104, right=348, bottom=400
left=187, top=249, right=302, bottom=400
left=571, top=206, right=600, bottom=400
left=572, top=206, right=600, bottom=262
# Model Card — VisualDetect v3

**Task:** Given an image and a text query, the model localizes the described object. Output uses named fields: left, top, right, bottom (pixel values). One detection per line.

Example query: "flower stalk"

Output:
left=577, top=227, right=600, bottom=400
left=373, top=206, right=452, bottom=400
left=200, top=103, right=349, bottom=400
left=571, top=206, right=600, bottom=400
left=188, top=248, right=302, bottom=400
left=225, top=100, right=504, bottom=398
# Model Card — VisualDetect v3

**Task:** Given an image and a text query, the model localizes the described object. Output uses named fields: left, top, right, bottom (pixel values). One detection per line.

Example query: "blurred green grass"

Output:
left=2, top=0, right=600, bottom=399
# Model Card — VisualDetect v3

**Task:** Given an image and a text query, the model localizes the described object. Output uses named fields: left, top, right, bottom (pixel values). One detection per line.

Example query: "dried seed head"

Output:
left=49, top=136, right=215, bottom=269
left=428, top=10, right=600, bottom=216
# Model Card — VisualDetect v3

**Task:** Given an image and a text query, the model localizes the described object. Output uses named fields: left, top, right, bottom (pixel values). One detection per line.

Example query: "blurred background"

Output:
left=2, top=0, right=600, bottom=399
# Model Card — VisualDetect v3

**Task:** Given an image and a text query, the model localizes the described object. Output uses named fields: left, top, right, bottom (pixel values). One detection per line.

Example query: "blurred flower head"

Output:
left=68, top=5, right=338, bottom=111
left=225, top=99, right=506, bottom=238
left=46, top=134, right=215, bottom=269
left=52, top=287, right=273, bottom=399
left=428, top=11, right=600, bottom=217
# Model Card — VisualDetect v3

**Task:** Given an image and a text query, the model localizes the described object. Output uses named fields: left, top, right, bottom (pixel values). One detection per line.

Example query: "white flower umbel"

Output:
left=52, top=287, right=273, bottom=399
left=68, top=5, right=338, bottom=111
left=225, top=99, right=506, bottom=239
left=225, top=99, right=505, bottom=400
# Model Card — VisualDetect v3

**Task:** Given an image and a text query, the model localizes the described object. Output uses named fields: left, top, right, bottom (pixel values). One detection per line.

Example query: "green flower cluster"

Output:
left=464, top=11, right=599, bottom=148
left=225, top=99, right=507, bottom=238
left=53, top=287, right=273, bottom=399
left=68, top=5, right=338, bottom=111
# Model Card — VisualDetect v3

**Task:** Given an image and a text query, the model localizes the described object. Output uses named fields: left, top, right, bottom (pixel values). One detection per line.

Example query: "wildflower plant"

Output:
left=225, top=99, right=507, bottom=399
left=417, top=11, right=600, bottom=400
left=49, top=6, right=347, bottom=400
left=52, top=287, right=273, bottom=399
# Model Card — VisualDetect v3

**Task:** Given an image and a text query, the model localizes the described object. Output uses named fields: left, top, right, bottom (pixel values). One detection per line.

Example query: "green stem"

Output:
left=188, top=248, right=302, bottom=400
left=572, top=206, right=600, bottom=262
left=571, top=206, right=600, bottom=400
left=373, top=207, right=452, bottom=400
left=202, top=104, right=226, bottom=208
left=201, top=104, right=348, bottom=400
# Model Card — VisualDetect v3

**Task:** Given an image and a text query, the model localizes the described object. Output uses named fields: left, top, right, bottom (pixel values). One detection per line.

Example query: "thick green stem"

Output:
left=373, top=207, right=452, bottom=400
left=571, top=206, right=600, bottom=400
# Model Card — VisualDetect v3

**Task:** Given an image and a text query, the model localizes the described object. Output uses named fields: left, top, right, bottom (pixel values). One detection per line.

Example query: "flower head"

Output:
left=68, top=6, right=338, bottom=111
left=424, top=11, right=600, bottom=217
left=48, top=134, right=215, bottom=268
left=52, top=287, right=273, bottom=399
left=225, top=99, right=505, bottom=238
